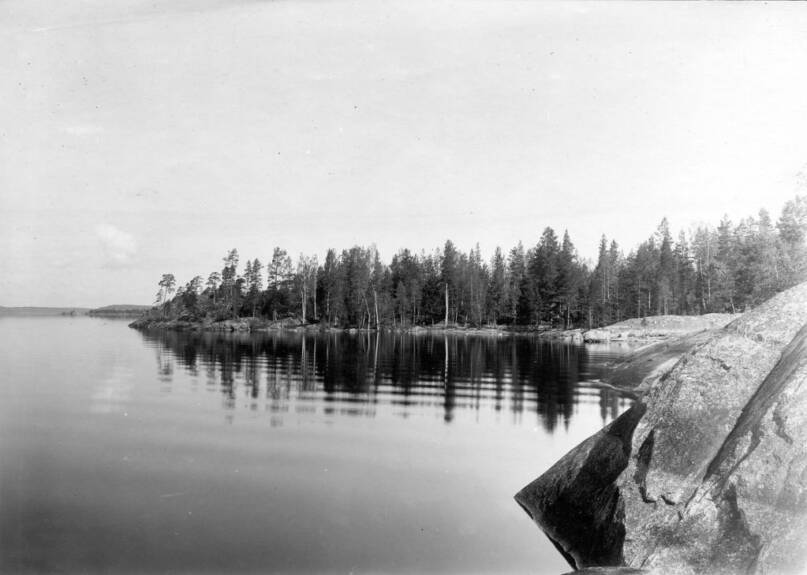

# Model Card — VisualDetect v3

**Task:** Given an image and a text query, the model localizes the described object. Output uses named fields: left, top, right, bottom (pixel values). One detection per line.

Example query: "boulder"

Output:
left=516, top=282, right=807, bottom=575
left=584, top=329, right=613, bottom=343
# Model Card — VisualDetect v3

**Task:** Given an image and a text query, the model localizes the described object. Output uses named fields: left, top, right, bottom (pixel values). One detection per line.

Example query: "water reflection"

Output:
left=0, top=318, right=636, bottom=574
left=140, top=330, right=632, bottom=430
left=89, top=364, right=134, bottom=414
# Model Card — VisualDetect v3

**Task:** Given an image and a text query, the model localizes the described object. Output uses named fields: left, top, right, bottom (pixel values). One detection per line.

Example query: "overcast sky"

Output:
left=3, top=1, right=807, bottom=307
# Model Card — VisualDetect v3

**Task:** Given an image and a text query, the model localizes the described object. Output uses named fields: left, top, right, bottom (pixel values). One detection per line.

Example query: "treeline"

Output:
left=153, top=196, right=806, bottom=329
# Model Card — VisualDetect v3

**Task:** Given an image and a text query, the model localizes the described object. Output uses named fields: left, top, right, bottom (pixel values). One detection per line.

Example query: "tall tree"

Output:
left=466, top=243, right=488, bottom=326
left=369, top=247, right=387, bottom=328
left=487, top=246, right=507, bottom=325
left=777, top=195, right=807, bottom=287
left=556, top=230, right=582, bottom=328
left=319, top=248, right=342, bottom=325
left=441, top=240, right=459, bottom=326
left=243, top=258, right=263, bottom=317
left=507, top=242, right=527, bottom=325
left=672, top=231, right=695, bottom=315
left=607, top=240, right=623, bottom=322
left=656, top=218, right=674, bottom=315
left=156, top=273, right=176, bottom=306
left=341, top=246, right=373, bottom=327
left=180, top=275, right=203, bottom=315
left=221, top=248, right=240, bottom=318
left=155, top=273, right=176, bottom=318
left=692, top=225, right=717, bottom=313
left=529, top=227, right=560, bottom=325
left=267, top=247, right=293, bottom=319
left=589, top=235, right=610, bottom=327
left=390, top=248, right=422, bottom=326
left=206, top=271, right=221, bottom=304
left=714, top=217, right=737, bottom=313
left=295, top=254, right=318, bottom=323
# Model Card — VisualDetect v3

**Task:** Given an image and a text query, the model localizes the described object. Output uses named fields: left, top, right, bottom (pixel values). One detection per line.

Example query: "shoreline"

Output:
left=128, top=313, right=736, bottom=343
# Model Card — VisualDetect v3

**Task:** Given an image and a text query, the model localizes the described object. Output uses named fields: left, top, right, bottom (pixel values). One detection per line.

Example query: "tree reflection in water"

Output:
left=140, top=330, right=632, bottom=429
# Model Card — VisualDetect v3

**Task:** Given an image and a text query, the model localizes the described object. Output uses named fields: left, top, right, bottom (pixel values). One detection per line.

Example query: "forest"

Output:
left=152, top=196, right=807, bottom=330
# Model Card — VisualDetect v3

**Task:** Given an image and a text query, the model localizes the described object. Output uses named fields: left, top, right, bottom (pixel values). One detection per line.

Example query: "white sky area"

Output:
left=2, top=1, right=807, bottom=307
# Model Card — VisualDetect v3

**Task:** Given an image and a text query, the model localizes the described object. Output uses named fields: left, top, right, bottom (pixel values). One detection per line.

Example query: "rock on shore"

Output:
left=583, top=314, right=735, bottom=343
left=516, top=282, right=807, bottom=575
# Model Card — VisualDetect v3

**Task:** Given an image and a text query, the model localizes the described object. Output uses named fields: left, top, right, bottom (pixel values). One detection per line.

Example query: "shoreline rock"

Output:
left=583, top=314, right=736, bottom=343
left=515, top=282, right=807, bottom=575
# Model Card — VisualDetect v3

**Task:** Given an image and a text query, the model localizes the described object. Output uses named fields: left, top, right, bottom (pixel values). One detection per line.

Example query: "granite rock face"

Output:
left=516, top=282, right=807, bottom=575
left=582, top=314, right=735, bottom=343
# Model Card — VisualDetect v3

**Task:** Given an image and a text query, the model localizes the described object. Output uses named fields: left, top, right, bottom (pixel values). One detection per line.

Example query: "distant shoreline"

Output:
left=88, top=305, right=151, bottom=318
left=0, top=306, right=90, bottom=317
left=0, top=304, right=152, bottom=319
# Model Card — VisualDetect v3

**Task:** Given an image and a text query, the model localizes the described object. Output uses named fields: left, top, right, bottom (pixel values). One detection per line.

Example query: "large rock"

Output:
left=583, top=314, right=735, bottom=343
left=516, top=282, right=807, bottom=575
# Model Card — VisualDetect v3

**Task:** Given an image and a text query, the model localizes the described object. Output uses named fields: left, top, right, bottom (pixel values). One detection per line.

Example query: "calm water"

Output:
left=0, top=317, right=633, bottom=574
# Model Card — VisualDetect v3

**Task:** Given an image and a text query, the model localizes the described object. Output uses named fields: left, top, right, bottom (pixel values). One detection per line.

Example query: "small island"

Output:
left=88, top=304, right=151, bottom=318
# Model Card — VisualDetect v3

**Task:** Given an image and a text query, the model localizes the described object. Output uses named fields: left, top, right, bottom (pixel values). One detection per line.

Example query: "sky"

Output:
left=2, top=1, right=807, bottom=307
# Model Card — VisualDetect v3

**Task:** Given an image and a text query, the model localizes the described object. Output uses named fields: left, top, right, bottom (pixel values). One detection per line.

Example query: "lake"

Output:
left=0, top=316, right=633, bottom=574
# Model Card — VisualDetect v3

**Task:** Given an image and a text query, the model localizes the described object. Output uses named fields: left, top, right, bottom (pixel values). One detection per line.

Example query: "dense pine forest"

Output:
left=152, top=196, right=807, bottom=330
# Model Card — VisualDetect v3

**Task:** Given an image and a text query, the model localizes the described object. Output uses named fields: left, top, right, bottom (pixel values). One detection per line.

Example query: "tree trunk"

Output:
left=445, top=284, right=449, bottom=328
left=373, top=288, right=379, bottom=330
left=363, top=296, right=371, bottom=330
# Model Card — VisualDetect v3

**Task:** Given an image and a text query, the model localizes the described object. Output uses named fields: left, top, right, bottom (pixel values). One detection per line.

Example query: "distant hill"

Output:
left=0, top=306, right=90, bottom=316
left=88, top=304, right=151, bottom=318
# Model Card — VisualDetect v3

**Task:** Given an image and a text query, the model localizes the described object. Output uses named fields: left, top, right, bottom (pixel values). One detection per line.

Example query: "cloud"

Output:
left=96, top=223, right=137, bottom=267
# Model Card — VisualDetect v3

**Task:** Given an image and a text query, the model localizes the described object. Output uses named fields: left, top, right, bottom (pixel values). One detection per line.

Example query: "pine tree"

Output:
left=507, top=242, right=526, bottom=325
left=556, top=230, right=580, bottom=328
left=487, top=246, right=507, bottom=325
left=440, top=240, right=459, bottom=325
left=777, top=195, right=807, bottom=287
left=714, top=217, right=737, bottom=313
left=530, top=227, right=560, bottom=325
left=656, top=218, right=674, bottom=315
left=672, top=231, right=695, bottom=315
left=221, top=249, right=239, bottom=318
left=590, top=235, right=609, bottom=327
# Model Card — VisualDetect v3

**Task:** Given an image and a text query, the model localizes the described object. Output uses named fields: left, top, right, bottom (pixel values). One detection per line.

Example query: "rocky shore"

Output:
left=128, top=316, right=729, bottom=342
left=128, top=310, right=738, bottom=344
left=582, top=313, right=736, bottom=343
left=128, top=316, right=302, bottom=332
left=515, top=281, right=807, bottom=575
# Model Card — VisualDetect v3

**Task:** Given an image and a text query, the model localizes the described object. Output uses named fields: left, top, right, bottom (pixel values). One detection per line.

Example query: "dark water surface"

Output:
left=0, top=317, right=633, bottom=574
